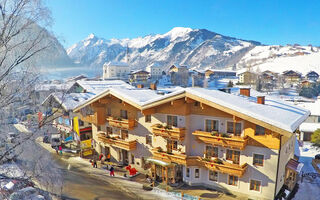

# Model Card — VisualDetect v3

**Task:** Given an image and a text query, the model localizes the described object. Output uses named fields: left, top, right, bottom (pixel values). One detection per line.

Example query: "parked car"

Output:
left=42, top=136, right=50, bottom=143
left=315, top=154, right=320, bottom=160
left=7, top=132, right=18, bottom=143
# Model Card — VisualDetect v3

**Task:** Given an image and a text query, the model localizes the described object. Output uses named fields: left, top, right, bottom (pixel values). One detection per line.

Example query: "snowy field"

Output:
left=293, top=142, right=320, bottom=200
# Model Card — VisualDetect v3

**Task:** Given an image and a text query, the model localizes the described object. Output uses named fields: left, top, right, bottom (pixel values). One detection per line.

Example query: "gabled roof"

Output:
left=72, top=80, right=133, bottom=93
left=73, top=87, right=309, bottom=135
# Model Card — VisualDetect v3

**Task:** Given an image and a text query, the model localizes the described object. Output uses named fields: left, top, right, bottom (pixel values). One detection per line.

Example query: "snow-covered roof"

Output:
left=73, top=86, right=309, bottom=133
left=186, top=88, right=309, bottom=133
left=43, top=92, right=96, bottom=111
left=297, top=97, right=320, bottom=116
left=35, top=83, right=73, bottom=92
left=75, top=80, right=133, bottom=93
left=299, top=122, right=320, bottom=133
left=130, top=70, right=149, bottom=74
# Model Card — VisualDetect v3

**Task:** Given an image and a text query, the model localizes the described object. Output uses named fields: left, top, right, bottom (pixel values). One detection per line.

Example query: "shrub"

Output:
left=311, top=129, right=320, bottom=147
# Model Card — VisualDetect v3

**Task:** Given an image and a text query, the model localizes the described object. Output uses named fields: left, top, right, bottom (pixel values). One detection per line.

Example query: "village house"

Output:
left=103, top=61, right=130, bottom=80
left=282, top=70, right=302, bottom=83
left=237, top=71, right=257, bottom=85
left=168, top=64, right=189, bottom=87
left=129, top=70, right=150, bottom=83
left=146, top=64, right=163, bottom=80
left=306, top=71, right=319, bottom=82
left=73, top=86, right=308, bottom=200
left=205, top=69, right=237, bottom=80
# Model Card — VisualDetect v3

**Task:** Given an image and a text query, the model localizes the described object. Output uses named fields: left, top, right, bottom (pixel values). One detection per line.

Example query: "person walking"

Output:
left=55, top=147, right=59, bottom=155
left=107, top=153, right=111, bottom=162
left=93, top=154, right=97, bottom=168
left=110, top=166, right=115, bottom=176
left=58, top=145, right=62, bottom=155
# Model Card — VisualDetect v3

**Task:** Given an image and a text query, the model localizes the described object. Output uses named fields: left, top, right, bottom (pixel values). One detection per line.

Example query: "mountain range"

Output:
left=44, top=27, right=320, bottom=79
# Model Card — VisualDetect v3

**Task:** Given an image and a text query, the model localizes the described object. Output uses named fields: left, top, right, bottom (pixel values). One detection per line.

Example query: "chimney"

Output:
left=257, top=96, right=265, bottom=104
left=137, top=84, right=144, bottom=89
left=240, top=88, right=250, bottom=97
left=150, top=83, right=157, bottom=90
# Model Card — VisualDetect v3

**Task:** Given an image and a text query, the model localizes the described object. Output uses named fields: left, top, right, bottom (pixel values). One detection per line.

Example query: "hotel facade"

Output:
left=73, top=87, right=308, bottom=200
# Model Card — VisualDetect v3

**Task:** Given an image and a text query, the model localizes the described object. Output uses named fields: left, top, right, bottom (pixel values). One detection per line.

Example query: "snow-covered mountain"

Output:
left=237, top=45, right=320, bottom=74
left=67, top=27, right=260, bottom=70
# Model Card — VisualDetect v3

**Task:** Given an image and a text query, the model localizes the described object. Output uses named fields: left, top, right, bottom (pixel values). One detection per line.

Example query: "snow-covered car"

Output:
left=50, top=134, right=61, bottom=148
left=7, top=132, right=18, bottom=143
left=9, top=187, right=44, bottom=200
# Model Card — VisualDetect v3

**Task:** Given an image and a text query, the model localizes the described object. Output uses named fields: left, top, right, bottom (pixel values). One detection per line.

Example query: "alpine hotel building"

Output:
left=73, top=87, right=308, bottom=200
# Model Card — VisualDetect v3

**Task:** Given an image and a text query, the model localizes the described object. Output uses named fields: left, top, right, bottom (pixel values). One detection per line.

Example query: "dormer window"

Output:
left=255, top=125, right=265, bottom=135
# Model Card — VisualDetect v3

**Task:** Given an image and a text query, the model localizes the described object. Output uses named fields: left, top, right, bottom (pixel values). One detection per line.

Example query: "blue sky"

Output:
left=46, top=0, right=320, bottom=48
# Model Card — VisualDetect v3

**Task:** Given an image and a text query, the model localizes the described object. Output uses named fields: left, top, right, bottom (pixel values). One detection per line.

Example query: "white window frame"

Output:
left=204, top=118, right=220, bottom=132
left=225, top=148, right=241, bottom=164
left=252, top=152, right=265, bottom=167
left=166, top=114, right=179, bottom=127
left=249, top=178, right=262, bottom=193
left=208, top=170, right=219, bottom=182
left=228, top=174, right=240, bottom=188
left=194, top=168, right=200, bottom=179
left=203, top=145, right=219, bottom=159
left=225, top=120, right=243, bottom=136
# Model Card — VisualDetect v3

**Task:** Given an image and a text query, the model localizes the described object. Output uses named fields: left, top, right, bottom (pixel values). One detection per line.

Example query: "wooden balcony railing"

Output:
left=97, top=133, right=137, bottom=151
left=192, top=130, right=249, bottom=150
left=80, top=114, right=97, bottom=124
left=151, top=124, right=186, bottom=141
left=106, top=116, right=136, bottom=130
left=80, top=108, right=106, bottom=125
left=151, top=148, right=187, bottom=165
left=186, top=156, right=248, bottom=177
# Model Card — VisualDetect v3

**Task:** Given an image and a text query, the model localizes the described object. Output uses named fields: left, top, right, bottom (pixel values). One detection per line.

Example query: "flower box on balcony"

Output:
left=151, top=124, right=186, bottom=141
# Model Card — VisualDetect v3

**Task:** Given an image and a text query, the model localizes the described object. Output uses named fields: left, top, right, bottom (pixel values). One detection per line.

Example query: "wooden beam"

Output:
left=99, top=98, right=109, bottom=104
left=185, top=97, right=195, bottom=104
left=142, top=108, right=155, bottom=115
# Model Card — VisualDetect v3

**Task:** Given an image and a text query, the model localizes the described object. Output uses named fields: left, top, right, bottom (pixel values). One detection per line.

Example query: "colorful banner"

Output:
left=81, top=139, right=92, bottom=149
left=73, top=116, right=80, bottom=136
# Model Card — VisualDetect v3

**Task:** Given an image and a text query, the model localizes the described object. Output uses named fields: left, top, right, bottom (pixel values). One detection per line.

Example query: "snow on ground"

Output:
left=293, top=142, right=320, bottom=200
left=0, top=162, right=25, bottom=178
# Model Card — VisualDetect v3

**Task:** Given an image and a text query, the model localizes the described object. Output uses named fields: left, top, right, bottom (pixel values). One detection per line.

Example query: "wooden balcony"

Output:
left=192, top=130, right=249, bottom=150
left=80, top=107, right=106, bottom=125
left=106, top=116, right=136, bottom=130
left=151, top=124, right=186, bottom=141
left=80, top=114, right=97, bottom=124
left=186, top=156, right=248, bottom=177
left=97, top=133, right=137, bottom=151
left=151, top=148, right=187, bottom=165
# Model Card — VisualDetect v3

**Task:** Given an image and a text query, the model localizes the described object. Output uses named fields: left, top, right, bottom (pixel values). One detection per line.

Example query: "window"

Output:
left=107, top=107, right=111, bottom=116
left=318, top=116, right=320, bottom=123
left=195, top=169, right=199, bottom=178
left=106, top=127, right=112, bottom=135
left=253, top=154, right=264, bottom=166
left=186, top=168, right=190, bottom=177
left=97, top=126, right=101, bottom=131
left=121, top=130, right=128, bottom=139
left=226, top=149, right=240, bottom=164
left=120, top=110, right=128, bottom=119
left=131, top=154, right=135, bottom=164
left=255, top=125, right=265, bottom=135
left=228, top=175, right=238, bottom=186
left=250, top=180, right=261, bottom=192
left=205, top=119, right=219, bottom=132
left=119, top=99, right=122, bottom=103
left=78, top=119, right=84, bottom=126
left=167, top=140, right=178, bottom=152
left=227, top=122, right=242, bottom=136
left=205, top=146, right=218, bottom=158
left=145, top=115, right=151, bottom=123
left=209, top=171, right=218, bottom=182
left=146, top=135, right=152, bottom=145
left=167, top=115, right=178, bottom=127
left=194, top=101, right=200, bottom=106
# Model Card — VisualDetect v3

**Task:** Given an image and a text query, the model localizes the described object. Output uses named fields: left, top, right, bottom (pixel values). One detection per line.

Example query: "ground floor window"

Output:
left=131, top=154, right=135, bottom=164
left=195, top=169, right=199, bottom=178
left=186, top=168, right=190, bottom=177
left=228, top=175, right=238, bottom=186
left=250, top=179, right=261, bottom=192
left=209, top=171, right=218, bottom=182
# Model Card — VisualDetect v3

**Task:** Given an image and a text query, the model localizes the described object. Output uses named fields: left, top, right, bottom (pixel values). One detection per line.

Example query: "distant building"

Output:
left=168, top=64, right=189, bottom=87
left=146, top=64, right=163, bottom=80
left=130, top=70, right=150, bottom=83
left=306, top=71, right=319, bottom=81
left=103, top=61, right=130, bottom=80
left=189, top=70, right=205, bottom=87
left=282, top=70, right=301, bottom=83
left=237, top=71, right=257, bottom=85
left=205, top=69, right=237, bottom=79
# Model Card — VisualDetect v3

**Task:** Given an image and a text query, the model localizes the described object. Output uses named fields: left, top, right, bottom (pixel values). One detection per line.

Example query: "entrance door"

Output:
left=121, top=149, right=129, bottom=165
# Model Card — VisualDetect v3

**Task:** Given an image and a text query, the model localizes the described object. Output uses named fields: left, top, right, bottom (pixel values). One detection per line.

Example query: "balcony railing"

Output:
left=186, top=156, right=248, bottom=177
left=151, top=124, right=186, bottom=141
left=97, top=133, right=137, bottom=151
left=80, top=114, right=97, bottom=124
left=106, top=116, right=136, bottom=130
left=151, top=148, right=187, bottom=165
left=192, top=130, right=249, bottom=150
